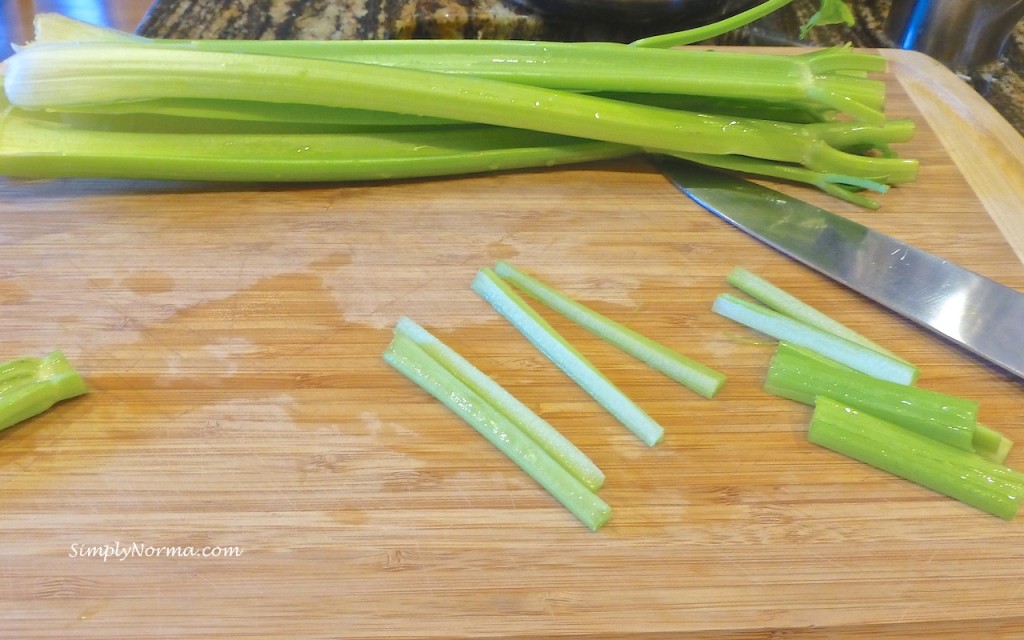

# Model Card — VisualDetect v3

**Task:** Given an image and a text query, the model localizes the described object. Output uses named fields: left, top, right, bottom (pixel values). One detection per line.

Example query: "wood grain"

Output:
left=1, top=51, right=1023, bottom=639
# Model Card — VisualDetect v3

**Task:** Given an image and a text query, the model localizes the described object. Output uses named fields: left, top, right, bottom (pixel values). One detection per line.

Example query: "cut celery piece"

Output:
left=766, top=342, right=979, bottom=452
left=472, top=268, right=664, bottom=446
left=383, top=332, right=612, bottom=530
left=809, top=396, right=1024, bottom=521
left=973, top=423, right=1014, bottom=465
left=493, top=260, right=726, bottom=399
left=726, top=266, right=904, bottom=361
left=712, top=292, right=919, bottom=384
left=393, top=316, right=605, bottom=490
left=0, top=351, right=88, bottom=431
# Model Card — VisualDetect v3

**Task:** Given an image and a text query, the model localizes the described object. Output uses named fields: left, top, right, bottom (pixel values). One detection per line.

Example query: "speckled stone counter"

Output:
left=137, top=0, right=1024, bottom=134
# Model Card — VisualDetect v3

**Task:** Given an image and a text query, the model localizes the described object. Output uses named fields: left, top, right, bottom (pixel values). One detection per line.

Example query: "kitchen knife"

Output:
left=655, top=158, right=1024, bottom=383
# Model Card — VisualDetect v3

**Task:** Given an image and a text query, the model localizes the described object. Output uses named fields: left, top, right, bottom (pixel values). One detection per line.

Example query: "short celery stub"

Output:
left=712, top=292, right=919, bottom=385
left=472, top=267, right=664, bottom=446
left=0, top=351, right=87, bottom=432
left=383, top=332, right=611, bottom=531
left=393, top=316, right=605, bottom=491
left=808, top=396, right=1024, bottom=521
left=494, top=260, right=726, bottom=399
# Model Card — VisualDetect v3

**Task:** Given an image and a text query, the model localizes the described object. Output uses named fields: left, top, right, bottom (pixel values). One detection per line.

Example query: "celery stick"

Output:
left=726, top=266, right=904, bottom=360
left=493, top=261, right=726, bottom=399
left=808, top=396, right=1024, bottom=520
left=2, top=42, right=918, bottom=186
left=383, top=333, right=612, bottom=531
left=0, top=102, right=635, bottom=182
left=0, top=351, right=87, bottom=431
left=393, top=316, right=605, bottom=491
left=472, top=268, right=664, bottom=447
left=713, top=292, right=919, bottom=384
left=766, top=342, right=977, bottom=451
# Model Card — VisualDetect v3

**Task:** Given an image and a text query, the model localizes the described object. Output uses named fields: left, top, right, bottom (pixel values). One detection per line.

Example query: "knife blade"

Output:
left=655, top=158, right=1024, bottom=383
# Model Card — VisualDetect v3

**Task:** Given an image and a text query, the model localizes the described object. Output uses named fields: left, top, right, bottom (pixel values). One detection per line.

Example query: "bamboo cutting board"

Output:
left=2, top=49, right=1024, bottom=639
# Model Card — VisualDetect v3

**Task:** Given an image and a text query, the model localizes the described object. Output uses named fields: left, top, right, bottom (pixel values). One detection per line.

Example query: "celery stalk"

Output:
left=472, top=268, right=664, bottom=447
left=726, top=266, right=904, bottom=360
left=0, top=100, right=635, bottom=182
left=713, top=292, right=919, bottom=384
left=383, top=333, right=612, bottom=530
left=766, top=342, right=979, bottom=452
left=29, top=14, right=887, bottom=123
left=809, top=396, right=1024, bottom=520
left=2, top=42, right=918, bottom=186
left=393, top=317, right=605, bottom=491
left=493, top=261, right=726, bottom=399
left=0, top=351, right=87, bottom=431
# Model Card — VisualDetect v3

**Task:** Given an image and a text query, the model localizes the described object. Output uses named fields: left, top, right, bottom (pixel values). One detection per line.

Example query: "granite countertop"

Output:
left=136, top=0, right=1024, bottom=134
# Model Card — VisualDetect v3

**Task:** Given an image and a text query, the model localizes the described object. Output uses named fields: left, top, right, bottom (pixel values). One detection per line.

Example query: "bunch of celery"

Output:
left=714, top=267, right=1021, bottom=519
left=0, top=5, right=916, bottom=207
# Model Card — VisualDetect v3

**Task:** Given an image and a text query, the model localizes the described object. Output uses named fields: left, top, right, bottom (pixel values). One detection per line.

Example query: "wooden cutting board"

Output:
left=2, top=49, right=1024, bottom=639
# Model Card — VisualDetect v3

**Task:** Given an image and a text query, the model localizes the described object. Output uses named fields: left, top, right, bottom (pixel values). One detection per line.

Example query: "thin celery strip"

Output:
left=667, top=152, right=889, bottom=208
left=713, top=293, right=919, bottom=384
left=0, top=351, right=88, bottom=431
left=726, top=266, right=904, bottom=360
left=394, top=316, right=605, bottom=491
left=808, top=396, right=1024, bottom=521
left=472, top=268, right=665, bottom=447
left=632, top=0, right=796, bottom=48
left=2, top=42, right=918, bottom=185
left=765, top=342, right=978, bottom=452
left=0, top=102, right=635, bottom=182
left=493, top=260, right=726, bottom=399
left=631, top=0, right=855, bottom=48
left=383, top=332, right=612, bottom=531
